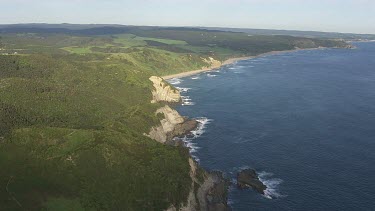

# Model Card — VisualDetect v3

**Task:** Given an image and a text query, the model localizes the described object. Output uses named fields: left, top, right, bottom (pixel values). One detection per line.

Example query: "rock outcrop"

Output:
left=149, top=76, right=181, bottom=103
left=237, top=169, right=267, bottom=194
left=203, top=57, right=222, bottom=69
left=147, top=105, right=198, bottom=144
left=196, top=171, right=231, bottom=211
left=172, top=159, right=231, bottom=211
left=147, top=75, right=230, bottom=211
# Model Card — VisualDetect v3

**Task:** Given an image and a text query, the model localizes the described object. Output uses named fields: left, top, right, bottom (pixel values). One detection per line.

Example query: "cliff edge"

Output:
left=147, top=105, right=197, bottom=144
left=149, top=76, right=181, bottom=103
left=147, top=76, right=230, bottom=211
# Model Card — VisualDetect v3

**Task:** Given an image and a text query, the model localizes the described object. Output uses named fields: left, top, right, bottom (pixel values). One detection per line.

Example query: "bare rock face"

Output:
left=147, top=76, right=230, bottom=211
left=197, top=171, right=231, bottom=211
left=149, top=76, right=181, bottom=103
left=147, top=105, right=198, bottom=144
left=202, top=57, right=222, bottom=69
left=176, top=159, right=231, bottom=211
left=237, top=169, right=267, bottom=194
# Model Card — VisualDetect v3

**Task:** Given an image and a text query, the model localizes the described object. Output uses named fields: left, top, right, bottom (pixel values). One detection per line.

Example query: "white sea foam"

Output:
left=207, top=73, right=217, bottom=77
left=168, top=78, right=182, bottom=85
left=258, top=171, right=285, bottom=199
left=175, top=87, right=191, bottom=93
left=182, top=101, right=195, bottom=106
left=191, top=117, right=212, bottom=138
left=176, top=117, right=212, bottom=161
left=191, top=76, right=200, bottom=80
left=181, top=96, right=195, bottom=106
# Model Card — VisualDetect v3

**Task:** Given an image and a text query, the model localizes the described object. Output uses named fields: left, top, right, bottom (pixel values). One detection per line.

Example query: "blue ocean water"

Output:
left=172, top=42, right=375, bottom=210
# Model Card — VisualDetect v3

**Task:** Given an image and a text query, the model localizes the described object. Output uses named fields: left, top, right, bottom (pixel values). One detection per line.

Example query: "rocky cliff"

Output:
left=203, top=57, right=222, bottom=69
left=149, top=76, right=181, bottom=103
left=168, top=159, right=231, bottom=211
left=147, top=76, right=230, bottom=211
left=147, top=105, right=197, bottom=144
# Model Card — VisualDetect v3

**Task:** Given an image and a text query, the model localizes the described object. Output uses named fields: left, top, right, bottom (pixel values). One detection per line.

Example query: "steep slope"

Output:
left=0, top=55, right=193, bottom=210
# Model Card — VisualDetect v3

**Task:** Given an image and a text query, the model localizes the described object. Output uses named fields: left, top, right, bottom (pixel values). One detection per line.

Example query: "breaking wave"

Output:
left=207, top=73, right=217, bottom=77
left=181, top=96, right=195, bottom=106
left=177, top=117, right=212, bottom=161
left=191, top=76, right=200, bottom=80
left=258, top=172, right=285, bottom=199
left=191, top=117, right=212, bottom=138
left=175, top=87, right=191, bottom=93
left=168, top=78, right=182, bottom=85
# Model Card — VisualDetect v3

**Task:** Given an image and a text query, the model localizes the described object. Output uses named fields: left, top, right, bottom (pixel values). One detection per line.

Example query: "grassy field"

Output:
left=0, top=26, right=351, bottom=210
left=62, top=46, right=93, bottom=54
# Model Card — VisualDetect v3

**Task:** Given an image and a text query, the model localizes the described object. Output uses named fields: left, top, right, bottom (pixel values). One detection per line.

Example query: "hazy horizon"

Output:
left=1, top=0, right=375, bottom=34
left=1, top=22, right=375, bottom=35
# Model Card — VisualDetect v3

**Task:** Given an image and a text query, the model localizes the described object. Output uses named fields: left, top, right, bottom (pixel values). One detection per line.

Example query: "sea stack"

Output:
left=237, top=169, right=267, bottom=194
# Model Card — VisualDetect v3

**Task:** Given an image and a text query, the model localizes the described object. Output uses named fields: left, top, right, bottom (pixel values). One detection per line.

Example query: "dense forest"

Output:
left=0, top=25, right=351, bottom=210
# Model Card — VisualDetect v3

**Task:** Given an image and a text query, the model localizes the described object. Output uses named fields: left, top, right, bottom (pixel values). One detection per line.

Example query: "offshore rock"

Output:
left=149, top=76, right=181, bottom=103
left=237, top=169, right=267, bottom=194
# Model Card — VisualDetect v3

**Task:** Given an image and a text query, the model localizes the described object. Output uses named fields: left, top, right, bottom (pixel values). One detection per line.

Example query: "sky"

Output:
left=1, top=0, right=375, bottom=34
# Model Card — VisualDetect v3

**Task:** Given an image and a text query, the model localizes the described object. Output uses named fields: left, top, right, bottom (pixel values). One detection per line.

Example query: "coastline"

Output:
left=162, top=47, right=327, bottom=80
left=159, top=44, right=357, bottom=210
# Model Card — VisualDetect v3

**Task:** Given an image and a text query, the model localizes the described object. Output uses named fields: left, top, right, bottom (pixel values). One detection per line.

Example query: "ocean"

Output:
left=169, top=42, right=375, bottom=210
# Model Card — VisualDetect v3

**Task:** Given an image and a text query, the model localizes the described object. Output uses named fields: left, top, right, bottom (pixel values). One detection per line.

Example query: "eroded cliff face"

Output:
left=149, top=76, right=181, bottom=103
left=203, top=57, right=222, bottom=69
left=147, top=105, right=197, bottom=144
left=169, top=158, right=231, bottom=211
left=147, top=76, right=230, bottom=211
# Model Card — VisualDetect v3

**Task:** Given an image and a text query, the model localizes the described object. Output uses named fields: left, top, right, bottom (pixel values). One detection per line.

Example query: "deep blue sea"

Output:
left=169, top=42, right=375, bottom=210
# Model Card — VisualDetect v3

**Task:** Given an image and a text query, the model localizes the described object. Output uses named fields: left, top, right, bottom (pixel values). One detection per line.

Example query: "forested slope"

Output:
left=0, top=25, right=351, bottom=210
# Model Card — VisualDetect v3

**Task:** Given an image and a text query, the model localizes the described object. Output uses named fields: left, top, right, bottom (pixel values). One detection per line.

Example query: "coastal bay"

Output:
left=162, top=47, right=337, bottom=80
left=171, top=42, right=375, bottom=210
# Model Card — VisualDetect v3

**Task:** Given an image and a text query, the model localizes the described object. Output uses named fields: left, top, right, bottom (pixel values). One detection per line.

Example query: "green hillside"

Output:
left=0, top=26, right=351, bottom=210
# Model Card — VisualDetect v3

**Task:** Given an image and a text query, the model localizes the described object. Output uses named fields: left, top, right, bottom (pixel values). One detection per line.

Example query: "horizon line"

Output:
left=1, top=22, right=374, bottom=36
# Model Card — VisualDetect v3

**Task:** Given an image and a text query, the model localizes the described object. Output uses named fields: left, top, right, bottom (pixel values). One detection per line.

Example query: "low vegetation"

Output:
left=0, top=25, right=350, bottom=210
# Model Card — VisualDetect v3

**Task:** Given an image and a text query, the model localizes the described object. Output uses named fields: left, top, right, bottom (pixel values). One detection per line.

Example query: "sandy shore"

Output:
left=162, top=48, right=326, bottom=80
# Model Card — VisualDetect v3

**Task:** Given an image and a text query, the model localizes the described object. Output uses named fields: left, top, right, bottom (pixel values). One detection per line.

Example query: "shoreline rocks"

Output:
left=147, top=76, right=230, bottom=210
left=237, top=169, right=267, bottom=194
left=147, top=105, right=198, bottom=144
left=198, top=171, right=231, bottom=211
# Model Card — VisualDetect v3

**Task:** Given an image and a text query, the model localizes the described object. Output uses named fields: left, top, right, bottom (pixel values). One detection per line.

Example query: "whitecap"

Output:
left=191, top=76, right=200, bottom=80
left=207, top=74, right=217, bottom=77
